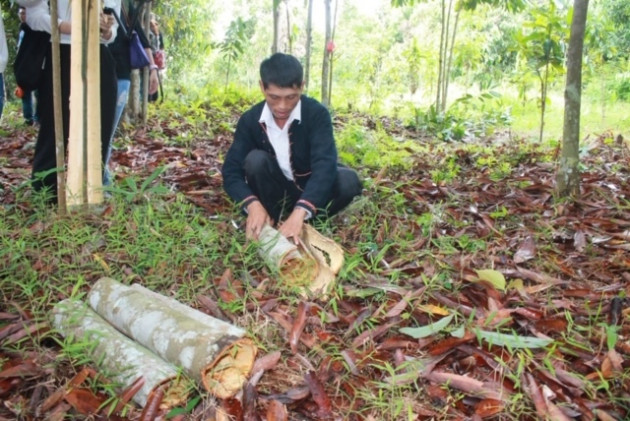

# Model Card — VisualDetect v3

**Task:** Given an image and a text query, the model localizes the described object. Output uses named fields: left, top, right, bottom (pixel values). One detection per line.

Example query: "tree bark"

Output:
left=321, top=0, right=332, bottom=107
left=52, top=299, right=191, bottom=409
left=327, top=0, right=339, bottom=105
left=557, top=0, right=589, bottom=198
left=66, top=0, right=102, bottom=206
left=436, top=0, right=446, bottom=111
left=443, top=7, right=459, bottom=113
left=257, top=225, right=343, bottom=297
left=272, top=0, right=280, bottom=53
left=304, top=0, right=314, bottom=92
left=285, top=0, right=292, bottom=53
left=87, top=277, right=256, bottom=399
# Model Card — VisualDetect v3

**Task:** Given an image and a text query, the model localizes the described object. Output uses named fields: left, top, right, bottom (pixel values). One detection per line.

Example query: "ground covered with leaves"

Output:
left=1, top=105, right=630, bottom=420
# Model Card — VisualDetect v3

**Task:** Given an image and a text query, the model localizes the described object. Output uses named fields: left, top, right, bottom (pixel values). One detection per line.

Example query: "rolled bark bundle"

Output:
left=257, top=224, right=344, bottom=297
left=87, top=277, right=257, bottom=399
left=51, top=299, right=190, bottom=409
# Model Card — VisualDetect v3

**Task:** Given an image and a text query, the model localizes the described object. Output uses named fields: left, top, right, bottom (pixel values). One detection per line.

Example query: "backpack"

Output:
left=14, top=24, right=51, bottom=91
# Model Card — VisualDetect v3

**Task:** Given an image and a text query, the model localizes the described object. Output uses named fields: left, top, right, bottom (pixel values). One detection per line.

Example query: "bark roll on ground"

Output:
left=257, top=224, right=344, bottom=296
left=51, top=299, right=190, bottom=408
left=87, top=277, right=257, bottom=398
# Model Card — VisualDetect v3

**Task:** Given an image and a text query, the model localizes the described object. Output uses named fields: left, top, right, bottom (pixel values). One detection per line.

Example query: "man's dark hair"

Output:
left=260, top=53, right=303, bottom=89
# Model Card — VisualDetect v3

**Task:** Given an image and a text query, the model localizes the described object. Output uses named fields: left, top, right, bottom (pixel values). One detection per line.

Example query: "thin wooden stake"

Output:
left=49, top=0, right=66, bottom=214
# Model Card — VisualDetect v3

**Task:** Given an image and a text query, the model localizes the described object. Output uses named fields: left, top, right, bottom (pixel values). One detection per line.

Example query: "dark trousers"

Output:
left=31, top=43, right=118, bottom=200
left=243, top=149, right=362, bottom=223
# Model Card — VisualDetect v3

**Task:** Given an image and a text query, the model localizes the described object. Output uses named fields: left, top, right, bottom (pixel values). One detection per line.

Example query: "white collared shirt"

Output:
left=259, top=100, right=301, bottom=181
left=17, top=0, right=119, bottom=45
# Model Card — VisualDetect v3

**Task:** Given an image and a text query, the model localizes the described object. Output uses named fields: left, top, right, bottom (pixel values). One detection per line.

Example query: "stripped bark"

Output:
left=87, top=277, right=256, bottom=398
left=257, top=224, right=344, bottom=297
left=49, top=0, right=66, bottom=213
left=66, top=0, right=103, bottom=206
left=51, top=299, right=189, bottom=408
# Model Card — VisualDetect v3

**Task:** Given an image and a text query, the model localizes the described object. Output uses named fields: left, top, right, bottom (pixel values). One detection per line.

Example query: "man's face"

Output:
left=260, top=82, right=303, bottom=123
left=18, top=9, right=26, bottom=23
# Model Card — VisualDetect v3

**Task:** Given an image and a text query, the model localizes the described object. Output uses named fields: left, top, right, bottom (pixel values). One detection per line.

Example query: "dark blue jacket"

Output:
left=222, top=95, right=338, bottom=216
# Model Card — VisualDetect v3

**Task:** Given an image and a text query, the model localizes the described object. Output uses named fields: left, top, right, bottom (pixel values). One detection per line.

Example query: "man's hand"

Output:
left=245, top=201, right=271, bottom=240
left=148, top=67, right=159, bottom=95
left=279, top=208, right=306, bottom=244
left=99, top=11, right=115, bottom=40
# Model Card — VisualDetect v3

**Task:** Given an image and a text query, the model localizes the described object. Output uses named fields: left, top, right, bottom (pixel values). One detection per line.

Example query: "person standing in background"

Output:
left=16, top=7, right=39, bottom=126
left=104, top=1, right=158, bottom=185
left=18, top=0, right=120, bottom=202
left=0, top=5, right=8, bottom=121
left=147, top=13, right=163, bottom=102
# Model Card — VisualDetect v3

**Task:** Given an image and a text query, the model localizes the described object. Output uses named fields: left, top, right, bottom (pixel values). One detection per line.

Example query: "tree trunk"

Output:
left=87, top=277, right=257, bottom=399
left=272, top=0, right=280, bottom=53
left=304, top=0, right=314, bottom=91
left=128, top=70, right=141, bottom=122
left=436, top=0, right=446, bottom=112
left=443, top=7, right=459, bottom=113
left=539, top=63, right=549, bottom=143
left=285, top=0, right=292, bottom=53
left=557, top=0, right=589, bottom=198
left=52, top=299, right=191, bottom=409
left=327, top=0, right=339, bottom=105
left=66, top=0, right=102, bottom=206
left=440, top=0, right=453, bottom=113
left=50, top=0, right=66, bottom=214
left=321, top=0, right=332, bottom=107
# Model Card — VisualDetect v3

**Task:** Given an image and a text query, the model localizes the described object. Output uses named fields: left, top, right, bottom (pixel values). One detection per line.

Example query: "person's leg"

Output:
left=31, top=44, right=71, bottom=200
left=33, top=90, right=39, bottom=123
left=99, top=45, right=118, bottom=186
left=22, top=89, right=34, bottom=124
left=321, top=166, right=363, bottom=217
left=103, top=78, right=130, bottom=185
left=243, top=149, right=300, bottom=224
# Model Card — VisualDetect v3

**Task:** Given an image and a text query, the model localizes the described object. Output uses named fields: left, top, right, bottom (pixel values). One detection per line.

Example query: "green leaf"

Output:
left=450, top=324, right=466, bottom=338
left=400, top=314, right=455, bottom=339
left=474, top=269, right=506, bottom=291
left=477, top=329, right=553, bottom=349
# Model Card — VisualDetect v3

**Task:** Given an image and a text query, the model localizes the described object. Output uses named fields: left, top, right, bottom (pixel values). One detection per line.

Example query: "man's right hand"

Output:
left=245, top=201, right=271, bottom=240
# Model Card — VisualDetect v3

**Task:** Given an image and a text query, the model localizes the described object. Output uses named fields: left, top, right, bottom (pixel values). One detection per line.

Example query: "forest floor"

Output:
left=1, top=104, right=630, bottom=420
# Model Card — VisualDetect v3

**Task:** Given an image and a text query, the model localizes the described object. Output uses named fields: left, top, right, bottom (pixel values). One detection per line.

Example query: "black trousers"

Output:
left=243, top=149, right=363, bottom=223
left=31, top=43, right=118, bottom=200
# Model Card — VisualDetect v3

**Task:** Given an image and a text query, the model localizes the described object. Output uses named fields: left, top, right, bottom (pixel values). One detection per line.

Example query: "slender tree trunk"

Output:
left=50, top=0, right=66, bottom=213
left=557, top=0, right=589, bottom=198
left=436, top=0, right=446, bottom=111
left=539, top=63, right=549, bottom=143
left=443, top=8, right=459, bottom=113
left=285, top=0, right=292, bottom=53
left=225, top=55, right=232, bottom=88
left=304, top=0, right=314, bottom=91
left=66, top=0, right=102, bottom=206
left=327, top=0, right=339, bottom=105
left=272, top=0, right=280, bottom=53
left=440, top=0, right=453, bottom=112
left=321, top=0, right=332, bottom=107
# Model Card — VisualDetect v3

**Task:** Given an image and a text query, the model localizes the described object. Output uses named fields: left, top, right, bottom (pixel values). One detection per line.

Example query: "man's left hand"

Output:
left=279, top=208, right=306, bottom=244
left=148, top=68, right=159, bottom=95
